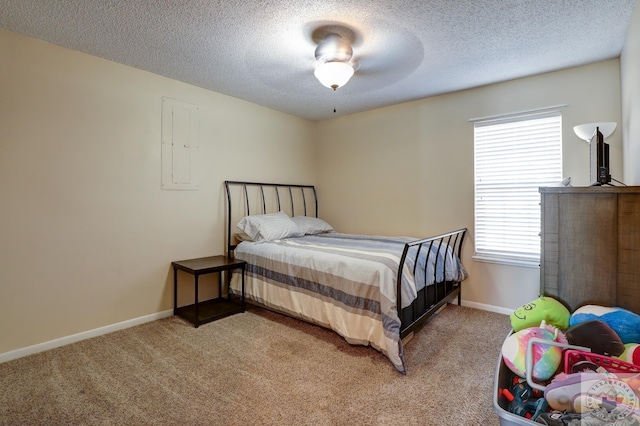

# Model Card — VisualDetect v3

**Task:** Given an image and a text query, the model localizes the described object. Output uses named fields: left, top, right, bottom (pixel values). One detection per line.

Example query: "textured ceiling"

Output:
left=1, top=0, right=637, bottom=121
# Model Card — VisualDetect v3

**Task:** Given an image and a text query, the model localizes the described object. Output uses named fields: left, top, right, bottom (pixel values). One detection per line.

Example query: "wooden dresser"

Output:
left=539, top=186, right=640, bottom=313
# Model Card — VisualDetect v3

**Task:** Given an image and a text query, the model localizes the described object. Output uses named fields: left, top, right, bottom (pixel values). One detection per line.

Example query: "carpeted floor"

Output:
left=0, top=304, right=510, bottom=425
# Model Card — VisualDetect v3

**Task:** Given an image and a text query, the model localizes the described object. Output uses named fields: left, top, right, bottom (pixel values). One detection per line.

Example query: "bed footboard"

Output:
left=397, top=228, right=467, bottom=339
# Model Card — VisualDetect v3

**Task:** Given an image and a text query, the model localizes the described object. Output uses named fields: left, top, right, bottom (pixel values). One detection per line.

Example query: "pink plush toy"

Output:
left=502, top=322, right=566, bottom=381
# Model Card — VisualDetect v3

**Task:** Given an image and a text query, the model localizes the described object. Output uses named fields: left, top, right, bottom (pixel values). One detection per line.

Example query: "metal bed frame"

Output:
left=224, top=180, right=467, bottom=340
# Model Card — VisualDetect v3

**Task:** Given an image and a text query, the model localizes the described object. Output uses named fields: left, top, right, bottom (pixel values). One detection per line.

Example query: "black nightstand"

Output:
left=172, top=255, right=246, bottom=327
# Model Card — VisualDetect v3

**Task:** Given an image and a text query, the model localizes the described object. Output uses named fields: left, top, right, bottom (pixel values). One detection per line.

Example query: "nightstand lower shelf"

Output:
left=172, top=255, right=246, bottom=328
left=176, top=297, right=244, bottom=326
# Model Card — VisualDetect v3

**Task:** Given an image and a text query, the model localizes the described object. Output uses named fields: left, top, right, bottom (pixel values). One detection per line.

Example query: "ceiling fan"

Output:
left=242, top=20, right=423, bottom=103
left=306, top=22, right=424, bottom=95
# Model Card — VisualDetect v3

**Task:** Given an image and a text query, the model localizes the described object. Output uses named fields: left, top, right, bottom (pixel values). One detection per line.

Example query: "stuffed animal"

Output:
left=565, top=320, right=625, bottom=356
left=570, top=305, right=640, bottom=344
left=502, top=322, right=565, bottom=381
left=510, top=296, right=571, bottom=332
left=616, top=343, right=640, bottom=366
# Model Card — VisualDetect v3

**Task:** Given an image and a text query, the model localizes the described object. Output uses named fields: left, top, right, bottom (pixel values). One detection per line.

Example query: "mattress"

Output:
left=230, top=232, right=467, bottom=373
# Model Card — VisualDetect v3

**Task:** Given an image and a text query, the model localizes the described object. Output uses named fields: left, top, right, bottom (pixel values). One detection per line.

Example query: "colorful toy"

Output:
left=570, top=305, right=640, bottom=344
left=565, top=320, right=625, bottom=356
left=502, top=378, right=548, bottom=420
left=510, top=296, right=570, bottom=332
left=544, top=371, right=608, bottom=412
left=502, top=322, right=564, bottom=381
left=616, top=343, right=640, bottom=366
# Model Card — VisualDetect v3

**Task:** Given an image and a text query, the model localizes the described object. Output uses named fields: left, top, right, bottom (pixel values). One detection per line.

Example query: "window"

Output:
left=473, top=111, right=562, bottom=266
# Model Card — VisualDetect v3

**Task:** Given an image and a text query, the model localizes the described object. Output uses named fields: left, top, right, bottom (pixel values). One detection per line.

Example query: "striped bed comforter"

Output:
left=229, top=232, right=467, bottom=373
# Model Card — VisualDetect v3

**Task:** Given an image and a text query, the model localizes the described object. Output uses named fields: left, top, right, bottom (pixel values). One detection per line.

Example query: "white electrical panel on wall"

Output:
left=161, top=97, right=199, bottom=190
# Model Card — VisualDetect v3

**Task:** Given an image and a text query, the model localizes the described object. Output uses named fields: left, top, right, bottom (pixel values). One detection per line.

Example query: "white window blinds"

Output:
left=474, top=111, right=562, bottom=265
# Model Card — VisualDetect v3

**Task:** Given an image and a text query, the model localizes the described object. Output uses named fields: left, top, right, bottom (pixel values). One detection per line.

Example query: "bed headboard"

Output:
left=224, top=180, right=318, bottom=256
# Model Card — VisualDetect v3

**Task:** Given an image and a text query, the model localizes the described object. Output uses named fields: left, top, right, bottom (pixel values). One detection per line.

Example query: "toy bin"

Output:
left=494, top=333, right=593, bottom=425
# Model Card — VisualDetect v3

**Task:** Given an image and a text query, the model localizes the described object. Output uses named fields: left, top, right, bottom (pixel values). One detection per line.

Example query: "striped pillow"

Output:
left=237, top=212, right=303, bottom=242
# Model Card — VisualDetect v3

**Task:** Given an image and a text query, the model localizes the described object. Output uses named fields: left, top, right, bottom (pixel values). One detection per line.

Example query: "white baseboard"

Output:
left=460, top=299, right=513, bottom=316
left=0, top=309, right=174, bottom=364
left=1, top=301, right=511, bottom=363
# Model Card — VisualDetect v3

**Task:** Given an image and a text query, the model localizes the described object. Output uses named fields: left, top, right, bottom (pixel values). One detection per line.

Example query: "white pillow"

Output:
left=237, top=212, right=303, bottom=242
left=291, top=216, right=334, bottom=235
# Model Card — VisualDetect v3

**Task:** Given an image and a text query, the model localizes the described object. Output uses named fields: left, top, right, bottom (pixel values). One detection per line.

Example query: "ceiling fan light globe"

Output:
left=314, top=61, right=354, bottom=90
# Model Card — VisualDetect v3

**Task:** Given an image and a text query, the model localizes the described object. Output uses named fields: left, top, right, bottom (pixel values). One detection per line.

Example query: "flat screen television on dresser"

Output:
left=590, top=127, right=611, bottom=186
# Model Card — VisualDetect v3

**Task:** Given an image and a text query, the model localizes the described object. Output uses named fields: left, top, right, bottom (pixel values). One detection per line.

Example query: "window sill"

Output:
left=472, top=254, right=540, bottom=269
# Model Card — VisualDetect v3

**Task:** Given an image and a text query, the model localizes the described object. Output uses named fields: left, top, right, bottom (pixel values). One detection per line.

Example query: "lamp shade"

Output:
left=573, top=122, right=617, bottom=141
left=314, top=61, right=354, bottom=90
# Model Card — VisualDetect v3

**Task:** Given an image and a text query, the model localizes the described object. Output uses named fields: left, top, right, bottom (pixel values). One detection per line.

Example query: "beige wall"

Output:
left=315, top=60, right=622, bottom=312
left=622, top=2, right=640, bottom=185
left=0, top=30, right=316, bottom=355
